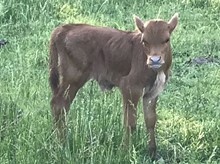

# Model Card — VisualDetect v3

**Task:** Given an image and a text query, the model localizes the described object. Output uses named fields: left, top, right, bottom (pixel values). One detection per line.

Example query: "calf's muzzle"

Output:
left=147, top=55, right=163, bottom=69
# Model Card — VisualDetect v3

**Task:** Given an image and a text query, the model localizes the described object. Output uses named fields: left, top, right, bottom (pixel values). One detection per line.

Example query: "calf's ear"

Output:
left=133, top=15, right=144, bottom=33
left=168, top=13, right=178, bottom=33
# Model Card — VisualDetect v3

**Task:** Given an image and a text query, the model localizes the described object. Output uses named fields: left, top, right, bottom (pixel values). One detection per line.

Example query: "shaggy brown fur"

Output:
left=49, top=13, right=178, bottom=159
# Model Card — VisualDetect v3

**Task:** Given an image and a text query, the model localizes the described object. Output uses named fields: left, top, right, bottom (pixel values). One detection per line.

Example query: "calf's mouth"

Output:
left=148, top=63, right=162, bottom=69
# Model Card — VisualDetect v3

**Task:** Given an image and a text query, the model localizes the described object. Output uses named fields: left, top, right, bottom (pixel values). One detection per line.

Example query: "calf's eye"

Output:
left=165, top=38, right=170, bottom=43
left=143, top=41, right=149, bottom=46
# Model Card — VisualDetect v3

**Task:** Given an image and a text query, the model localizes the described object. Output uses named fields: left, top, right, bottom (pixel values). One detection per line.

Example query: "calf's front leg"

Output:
left=143, top=96, right=158, bottom=159
left=121, top=90, right=140, bottom=144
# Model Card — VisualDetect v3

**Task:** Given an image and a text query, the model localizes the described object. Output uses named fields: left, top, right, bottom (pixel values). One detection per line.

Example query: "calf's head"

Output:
left=134, top=13, right=178, bottom=69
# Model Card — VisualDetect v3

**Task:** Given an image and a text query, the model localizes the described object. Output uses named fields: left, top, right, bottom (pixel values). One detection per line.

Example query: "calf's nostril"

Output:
left=150, top=56, right=161, bottom=63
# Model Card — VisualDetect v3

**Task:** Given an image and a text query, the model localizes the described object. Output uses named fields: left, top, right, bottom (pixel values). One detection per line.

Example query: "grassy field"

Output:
left=0, top=0, right=220, bottom=163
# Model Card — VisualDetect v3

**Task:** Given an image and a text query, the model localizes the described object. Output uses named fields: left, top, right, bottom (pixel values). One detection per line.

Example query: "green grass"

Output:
left=0, top=0, right=220, bottom=163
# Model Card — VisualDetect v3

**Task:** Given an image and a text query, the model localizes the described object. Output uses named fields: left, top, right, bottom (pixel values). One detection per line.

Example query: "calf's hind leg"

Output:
left=50, top=76, right=87, bottom=140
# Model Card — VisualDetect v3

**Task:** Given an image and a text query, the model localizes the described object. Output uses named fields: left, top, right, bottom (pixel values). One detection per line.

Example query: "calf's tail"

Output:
left=49, top=37, right=59, bottom=94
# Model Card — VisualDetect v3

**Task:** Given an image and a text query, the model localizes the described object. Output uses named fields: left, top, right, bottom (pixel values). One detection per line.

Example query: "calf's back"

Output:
left=50, top=24, right=152, bottom=90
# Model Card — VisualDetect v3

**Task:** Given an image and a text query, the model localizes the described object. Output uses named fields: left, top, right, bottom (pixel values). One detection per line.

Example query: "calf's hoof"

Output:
left=148, top=146, right=156, bottom=160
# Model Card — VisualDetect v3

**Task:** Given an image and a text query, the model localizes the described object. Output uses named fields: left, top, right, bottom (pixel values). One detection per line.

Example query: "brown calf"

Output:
left=49, top=13, right=178, bottom=158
